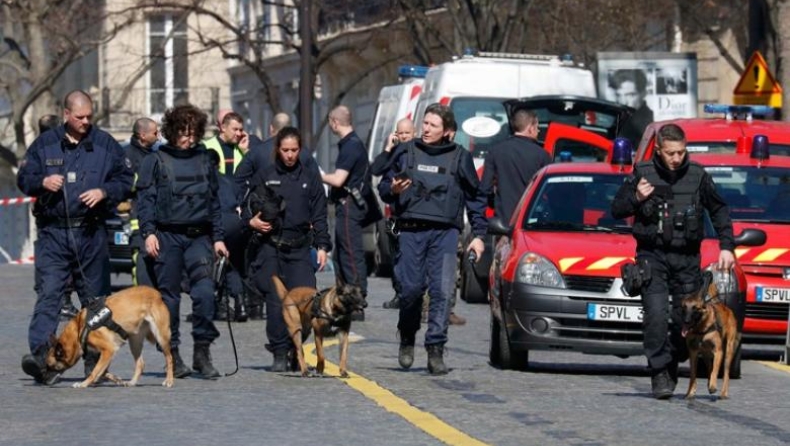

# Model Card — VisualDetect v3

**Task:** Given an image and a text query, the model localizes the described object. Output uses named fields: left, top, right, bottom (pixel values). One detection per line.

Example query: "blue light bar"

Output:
left=559, top=151, right=573, bottom=162
left=751, top=134, right=770, bottom=161
left=703, top=104, right=775, bottom=116
left=398, top=65, right=429, bottom=79
left=611, top=137, right=633, bottom=165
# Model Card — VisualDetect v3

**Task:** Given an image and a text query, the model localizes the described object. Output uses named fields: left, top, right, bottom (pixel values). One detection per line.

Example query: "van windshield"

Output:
left=450, top=97, right=510, bottom=160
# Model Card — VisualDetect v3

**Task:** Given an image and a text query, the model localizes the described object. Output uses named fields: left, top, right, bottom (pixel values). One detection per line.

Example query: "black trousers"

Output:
left=637, top=249, right=701, bottom=372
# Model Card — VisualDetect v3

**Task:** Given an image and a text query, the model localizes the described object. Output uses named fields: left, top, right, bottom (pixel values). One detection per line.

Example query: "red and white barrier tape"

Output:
left=0, top=196, right=36, bottom=206
left=9, top=256, right=35, bottom=264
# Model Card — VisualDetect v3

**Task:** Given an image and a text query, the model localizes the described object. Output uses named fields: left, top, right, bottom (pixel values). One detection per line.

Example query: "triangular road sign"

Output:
left=733, top=51, right=782, bottom=95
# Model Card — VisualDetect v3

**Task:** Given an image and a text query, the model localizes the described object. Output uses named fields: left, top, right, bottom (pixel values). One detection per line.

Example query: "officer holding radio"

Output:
left=611, top=124, right=735, bottom=399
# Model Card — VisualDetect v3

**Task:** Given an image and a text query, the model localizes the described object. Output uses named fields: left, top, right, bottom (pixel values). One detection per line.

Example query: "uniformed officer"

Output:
left=322, top=105, right=380, bottom=321
left=242, top=126, right=331, bottom=372
left=378, top=103, right=487, bottom=375
left=611, top=124, right=735, bottom=399
left=234, top=112, right=317, bottom=320
left=126, top=117, right=160, bottom=287
left=136, top=104, right=229, bottom=379
left=18, top=90, right=133, bottom=384
left=204, top=111, right=248, bottom=177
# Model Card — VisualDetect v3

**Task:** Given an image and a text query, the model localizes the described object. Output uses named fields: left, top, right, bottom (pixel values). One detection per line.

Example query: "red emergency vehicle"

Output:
left=634, top=105, right=790, bottom=344
left=486, top=145, right=766, bottom=374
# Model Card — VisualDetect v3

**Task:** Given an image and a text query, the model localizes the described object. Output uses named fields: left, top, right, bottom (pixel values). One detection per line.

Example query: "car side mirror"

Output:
left=733, top=228, right=766, bottom=247
left=488, top=216, right=512, bottom=236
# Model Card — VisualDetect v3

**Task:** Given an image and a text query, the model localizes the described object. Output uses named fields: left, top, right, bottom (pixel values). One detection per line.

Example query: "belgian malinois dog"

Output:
left=272, top=275, right=367, bottom=378
left=45, top=286, right=174, bottom=388
left=680, top=278, right=740, bottom=399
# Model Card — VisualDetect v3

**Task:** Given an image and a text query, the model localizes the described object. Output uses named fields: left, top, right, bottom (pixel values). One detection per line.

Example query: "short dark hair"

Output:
left=656, top=123, right=686, bottom=148
left=424, top=103, right=455, bottom=131
left=221, top=112, right=244, bottom=126
left=161, top=104, right=208, bottom=145
left=38, top=115, right=60, bottom=134
left=511, top=109, right=538, bottom=133
left=609, top=69, right=647, bottom=94
left=132, top=117, right=156, bottom=138
left=272, top=126, right=302, bottom=162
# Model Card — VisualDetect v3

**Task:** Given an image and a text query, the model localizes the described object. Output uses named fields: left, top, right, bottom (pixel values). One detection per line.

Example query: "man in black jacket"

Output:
left=611, top=124, right=735, bottom=399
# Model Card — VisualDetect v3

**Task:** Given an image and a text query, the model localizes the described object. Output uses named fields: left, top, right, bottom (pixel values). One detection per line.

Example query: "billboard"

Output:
left=597, top=52, right=698, bottom=144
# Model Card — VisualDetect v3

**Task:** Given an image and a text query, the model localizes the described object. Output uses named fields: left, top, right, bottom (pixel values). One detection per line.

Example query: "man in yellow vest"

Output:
left=204, top=110, right=249, bottom=176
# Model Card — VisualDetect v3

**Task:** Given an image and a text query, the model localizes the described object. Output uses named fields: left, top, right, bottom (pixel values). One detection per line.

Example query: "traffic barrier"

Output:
left=0, top=196, right=36, bottom=206
left=0, top=195, right=35, bottom=265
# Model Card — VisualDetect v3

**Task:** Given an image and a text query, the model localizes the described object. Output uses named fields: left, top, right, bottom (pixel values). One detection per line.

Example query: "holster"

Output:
left=620, top=258, right=651, bottom=297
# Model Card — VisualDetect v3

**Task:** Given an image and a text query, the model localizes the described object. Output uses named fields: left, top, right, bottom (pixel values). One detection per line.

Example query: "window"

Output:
left=148, top=15, right=189, bottom=116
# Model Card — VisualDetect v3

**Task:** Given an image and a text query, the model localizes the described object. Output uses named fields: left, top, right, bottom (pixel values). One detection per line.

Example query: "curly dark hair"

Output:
left=161, top=104, right=208, bottom=145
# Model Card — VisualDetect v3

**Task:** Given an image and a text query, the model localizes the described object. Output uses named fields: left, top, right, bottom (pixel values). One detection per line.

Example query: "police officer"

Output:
left=243, top=127, right=331, bottom=372
left=136, top=104, right=229, bottom=379
left=19, top=90, right=133, bottom=384
left=204, top=111, right=248, bottom=177
left=126, top=117, right=160, bottom=287
left=378, top=103, right=487, bottom=375
left=611, top=124, right=735, bottom=399
left=322, top=105, right=380, bottom=321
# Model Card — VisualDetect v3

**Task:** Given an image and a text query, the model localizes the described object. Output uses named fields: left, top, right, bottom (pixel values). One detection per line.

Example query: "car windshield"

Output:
left=523, top=173, right=632, bottom=232
left=705, top=165, right=790, bottom=222
left=687, top=141, right=790, bottom=156
left=451, top=97, right=511, bottom=160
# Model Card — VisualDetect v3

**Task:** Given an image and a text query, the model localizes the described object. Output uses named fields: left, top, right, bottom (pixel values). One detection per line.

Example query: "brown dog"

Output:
left=272, top=275, right=367, bottom=378
left=45, top=286, right=175, bottom=388
left=680, top=280, right=740, bottom=399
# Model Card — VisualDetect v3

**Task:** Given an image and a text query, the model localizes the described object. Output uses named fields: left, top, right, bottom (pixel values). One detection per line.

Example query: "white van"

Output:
left=413, top=52, right=597, bottom=166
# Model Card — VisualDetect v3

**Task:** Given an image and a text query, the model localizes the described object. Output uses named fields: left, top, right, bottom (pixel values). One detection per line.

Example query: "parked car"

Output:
left=106, top=210, right=133, bottom=275
left=487, top=154, right=766, bottom=376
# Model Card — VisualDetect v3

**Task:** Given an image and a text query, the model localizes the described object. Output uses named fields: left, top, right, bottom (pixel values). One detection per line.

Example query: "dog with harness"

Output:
left=680, top=271, right=740, bottom=399
left=272, top=275, right=367, bottom=377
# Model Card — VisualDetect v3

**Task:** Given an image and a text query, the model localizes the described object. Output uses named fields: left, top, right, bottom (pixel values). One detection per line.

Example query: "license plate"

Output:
left=114, top=231, right=129, bottom=246
left=755, top=287, right=790, bottom=303
left=587, top=303, right=643, bottom=322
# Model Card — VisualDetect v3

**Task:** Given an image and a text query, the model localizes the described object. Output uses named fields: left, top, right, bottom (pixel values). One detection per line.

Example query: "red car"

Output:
left=487, top=157, right=765, bottom=375
left=634, top=106, right=790, bottom=344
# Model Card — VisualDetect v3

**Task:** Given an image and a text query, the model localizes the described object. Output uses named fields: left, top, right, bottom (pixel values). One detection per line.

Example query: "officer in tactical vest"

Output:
left=136, top=104, right=229, bottom=379
left=611, top=123, right=735, bottom=399
left=18, top=90, right=134, bottom=384
left=378, top=103, right=487, bottom=375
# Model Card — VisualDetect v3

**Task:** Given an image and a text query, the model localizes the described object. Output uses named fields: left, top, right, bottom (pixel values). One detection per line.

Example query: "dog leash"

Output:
left=214, top=256, right=239, bottom=376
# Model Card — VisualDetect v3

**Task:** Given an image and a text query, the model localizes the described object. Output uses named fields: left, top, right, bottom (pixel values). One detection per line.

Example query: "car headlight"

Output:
left=705, top=263, right=737, bottom=294
left=516, top=253, right=566, bottom=288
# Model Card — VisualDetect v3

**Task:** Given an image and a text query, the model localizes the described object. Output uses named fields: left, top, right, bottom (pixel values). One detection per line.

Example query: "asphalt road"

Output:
left=1, top=264, right=789, bottom=446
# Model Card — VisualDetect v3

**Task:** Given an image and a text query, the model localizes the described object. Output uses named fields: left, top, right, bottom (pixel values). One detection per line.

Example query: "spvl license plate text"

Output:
left=114, top=231, right=130, bottom=246
left=587, top=303, right=643, bottom=322
left=756, top=287, right=790, bottom=303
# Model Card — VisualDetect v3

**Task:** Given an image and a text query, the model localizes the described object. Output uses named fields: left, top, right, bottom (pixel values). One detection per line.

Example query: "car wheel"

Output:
left=373, top=221, right=393, bottom=277
left=493, top=312, right=529, bottom=371
left=489, top=313, right=502, bottom=366
left=460, top=260, right=487, bottom=304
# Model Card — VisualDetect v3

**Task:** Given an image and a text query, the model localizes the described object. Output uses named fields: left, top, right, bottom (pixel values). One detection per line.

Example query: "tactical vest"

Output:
left=632, top=161, right=705, bottom=250
left=399, top=142, right=464, bottom=227
left=35, top=138, right=109, bottom=219
left=154, top=150, right=212, bottom=225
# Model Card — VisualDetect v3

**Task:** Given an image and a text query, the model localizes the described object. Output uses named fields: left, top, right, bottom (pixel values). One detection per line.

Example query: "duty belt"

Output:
left=37, top=216, right=100, bottom=228
left=396, top=220, right=452, bottom=231
left=267, top=233, right=310, bottom=249
left=158, top=224, right=210, bottom=237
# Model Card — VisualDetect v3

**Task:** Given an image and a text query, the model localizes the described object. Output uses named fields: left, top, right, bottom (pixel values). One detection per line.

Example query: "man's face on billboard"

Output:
left=614, top=80, right=645, bottom=109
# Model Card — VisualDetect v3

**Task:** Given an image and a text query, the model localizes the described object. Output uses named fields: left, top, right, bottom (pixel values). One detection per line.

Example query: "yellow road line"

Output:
left=756, top=360, right=790, bottom=374
left=303, top=338, right=490, bottom=446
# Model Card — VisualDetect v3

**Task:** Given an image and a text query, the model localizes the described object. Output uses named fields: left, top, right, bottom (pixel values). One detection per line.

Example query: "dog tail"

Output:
left=271, top=275, right=288, bottom=302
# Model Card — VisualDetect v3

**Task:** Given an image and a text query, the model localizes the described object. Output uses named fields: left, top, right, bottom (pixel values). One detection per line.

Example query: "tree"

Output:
left=0, top=0, right=142, bottom=162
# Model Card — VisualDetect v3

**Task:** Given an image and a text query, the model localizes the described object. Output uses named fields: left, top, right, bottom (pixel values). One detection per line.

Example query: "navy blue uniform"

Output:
left=235, top=135, right=319, bottom=202
left=136, top=144, right=224, bottom=349
left=243, top=157, right=331, bottom=354
left=126, top=137, right=157, bottom=287
left=479, top=135, right=551, bottom=222
left=329, top=131, right=372, bottom=295
left=379, top=140, right=487, bottom=346
left=17, top=125, right=133, bottom=355
left=217, top=173, right=245, bottom=303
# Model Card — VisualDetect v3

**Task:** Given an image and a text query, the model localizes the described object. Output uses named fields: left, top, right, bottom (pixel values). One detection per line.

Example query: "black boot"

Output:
left=271, top=350, right=288, bottom=372
left=398, top=333, right=415, bottom=370
left=21, top=351, right=47, bottom=384
left=234, top=294, right=248, bottom=322
left=213, top=298, right=229, bottom=321
left=426, top=344, right=448, bottom=375
left=667, top=361, right=679, bottom=392
left=248, top=305, right=264, bottom=321
left=651, top=369, right=673, bottom=400
left=172, top=348, right=193, bottom=378
left=193, top=343, right=220, bottom=379
left=383, top=295, right=400, bottom=309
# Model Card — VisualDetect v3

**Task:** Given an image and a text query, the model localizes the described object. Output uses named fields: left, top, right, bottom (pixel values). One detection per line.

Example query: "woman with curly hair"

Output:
left=136, top=103, right=229, bottom=379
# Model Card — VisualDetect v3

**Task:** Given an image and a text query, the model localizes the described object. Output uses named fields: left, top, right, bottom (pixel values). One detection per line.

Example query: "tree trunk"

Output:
left=777, top=0, right=790, bottom=121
